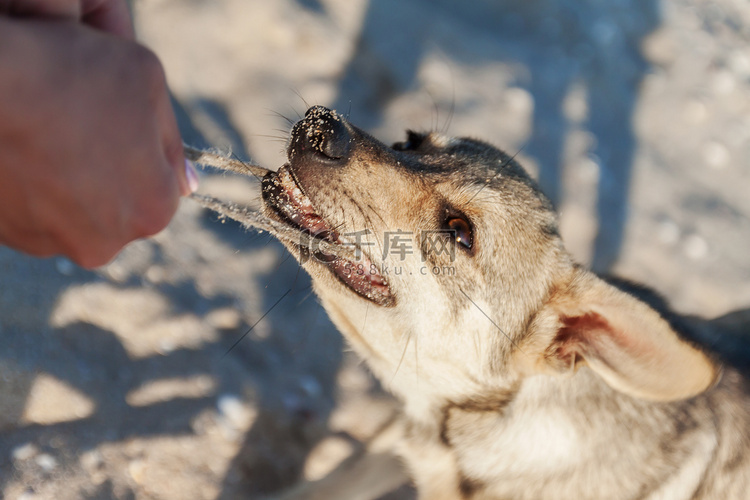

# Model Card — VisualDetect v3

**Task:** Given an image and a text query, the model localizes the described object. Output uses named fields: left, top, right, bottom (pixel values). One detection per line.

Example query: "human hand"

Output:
left=1, top=0, right=135, bottom=38
left=0, top=18, right=196, bottom=268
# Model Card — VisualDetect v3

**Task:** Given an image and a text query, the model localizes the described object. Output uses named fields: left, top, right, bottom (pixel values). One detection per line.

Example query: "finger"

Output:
left=81, top=0, right=134, bottom=39
left=0, top=0, right=79, bottom=18
left=156, top=89, right=193, bottom=196
left=67, top=240, right=123, bottom=268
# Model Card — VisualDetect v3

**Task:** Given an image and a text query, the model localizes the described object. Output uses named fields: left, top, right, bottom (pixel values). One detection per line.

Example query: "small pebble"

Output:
left=712, top=70, right=736, bottom=95
left=562, top=84, right=587, bottom=123
left=128, top=459, right=147, bottom=485
left=157, top=339, right=176, bottom=354
left=578, top=157, right=600, bottom=184
left=684, top=234, right=709, bottom=260
left=80, top=450, right=103, bottom=471
left=104, top=262, right=128, bottom=283
left=17, top=488, right=36, bottom=500
left=35, top=453, right=58, bottom=472
left=206, top=308, right=243, bottom=331
left=217, top=394, right=255, bottom=430
left=728, top=50, right=750, bottom=79
left=702, top=141, right=730, bottom=169
left=658, top=220, right=680, bottom=245
left=55, top=258, right=75, bottom=276
left=299, top=375, right=322, bottom=398
left=683, top=100, right=707, bottom=124
left=642, top=28, right=676, bottom=66
left=12, top=443, right=38, bottom=462
left=505, top=87, right=534, bottom=117
left=145, top=266, right=165, bottom=283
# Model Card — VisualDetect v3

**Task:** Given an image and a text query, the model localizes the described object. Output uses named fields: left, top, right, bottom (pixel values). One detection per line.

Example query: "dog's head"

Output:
left=262, top=106, right=718, bottom=403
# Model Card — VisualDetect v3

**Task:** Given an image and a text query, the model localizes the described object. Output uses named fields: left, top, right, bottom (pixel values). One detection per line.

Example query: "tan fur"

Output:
left=528, top=270, right=718, bottom=401
left=247, top=106, right=750, bottom=499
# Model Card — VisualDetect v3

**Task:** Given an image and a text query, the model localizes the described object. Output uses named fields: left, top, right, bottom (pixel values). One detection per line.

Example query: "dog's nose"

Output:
left=289, top=106, right=351, bottom=162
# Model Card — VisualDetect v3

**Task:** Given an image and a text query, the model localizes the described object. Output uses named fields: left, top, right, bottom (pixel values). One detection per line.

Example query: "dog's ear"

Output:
left=526, top=270, right=719, bottom=401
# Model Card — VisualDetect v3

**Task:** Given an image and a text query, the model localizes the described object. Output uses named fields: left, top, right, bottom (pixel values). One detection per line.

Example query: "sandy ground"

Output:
left=2, top=0, right=750, bottom=498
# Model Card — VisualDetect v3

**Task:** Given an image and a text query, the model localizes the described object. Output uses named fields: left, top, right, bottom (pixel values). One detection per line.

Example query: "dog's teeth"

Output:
left=269, top=165, right=392, bottom=305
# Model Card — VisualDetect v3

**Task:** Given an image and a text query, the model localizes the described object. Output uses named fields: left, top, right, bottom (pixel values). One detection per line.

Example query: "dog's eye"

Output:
left=446, top=216, right=473, bottom=250
left=392, top=130, right=425, bottom=151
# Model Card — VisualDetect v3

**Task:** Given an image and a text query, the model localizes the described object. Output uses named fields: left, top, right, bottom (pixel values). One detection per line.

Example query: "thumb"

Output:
left=157, top=90, right=198, bottom=195
left=0, top=0, right=80, bottom=18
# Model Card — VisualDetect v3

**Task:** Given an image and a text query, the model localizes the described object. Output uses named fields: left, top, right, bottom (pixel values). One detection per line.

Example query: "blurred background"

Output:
left=2, top=0, right=750, bottom=498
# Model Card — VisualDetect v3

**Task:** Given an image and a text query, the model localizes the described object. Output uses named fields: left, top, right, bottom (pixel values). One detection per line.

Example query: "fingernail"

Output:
left=185, top=159, right=199, bottom=193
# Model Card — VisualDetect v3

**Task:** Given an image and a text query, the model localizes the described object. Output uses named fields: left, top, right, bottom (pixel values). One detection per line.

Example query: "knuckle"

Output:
left=135, top=212, right=169, bottom=238
left=130, top=45, right=168, bottom=92
left=132, top=45, right=163, bottom=76
left=162, top=131, right=184, bottom=166
left=69, top=245, right=119, bottom=269
left=133, top=179, right=180, bottom=238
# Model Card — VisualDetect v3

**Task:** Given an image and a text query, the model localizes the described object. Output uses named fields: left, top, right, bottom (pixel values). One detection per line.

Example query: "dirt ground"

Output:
left=2, top=0, right=750, bottom=498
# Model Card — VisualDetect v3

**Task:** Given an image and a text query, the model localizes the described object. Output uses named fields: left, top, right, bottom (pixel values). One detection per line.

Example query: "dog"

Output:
left=199, top=105, right=750, bottom=499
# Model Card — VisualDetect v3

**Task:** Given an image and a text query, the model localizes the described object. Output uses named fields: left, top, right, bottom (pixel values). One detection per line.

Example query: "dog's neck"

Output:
left=409, top=364, right=722, bottom=499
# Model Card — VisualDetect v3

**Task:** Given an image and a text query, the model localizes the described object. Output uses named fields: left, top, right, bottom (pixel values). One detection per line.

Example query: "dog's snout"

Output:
left=289, top=106, right=351, bottom=162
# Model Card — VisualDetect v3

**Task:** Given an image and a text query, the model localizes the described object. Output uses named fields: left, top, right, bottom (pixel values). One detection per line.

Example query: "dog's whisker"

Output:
left=360, top=302, right=370, bottom=340
left=472, top=324, right=483, bottom=362
left=266, top=108, right=295, bottom=127
left=289, top=104, right=303, bottom=120
left=267, top=248, right=296, bottom=280
left=392, top=332, right=412, bottom=384
left=413, top=332, right=420, bottom=388
left=295, top=285, right=317, bottom=307
left=222, top=288, right=291, bottom=357
left=253, top=134, right=289, bottom=143
left=292, top=89, right=311, bottom=110
left=290, top=258, right=305, bottom=292
left=442, top=85, right=456, bottom=134
left=366, top=203, right=386, bottom=226
left=459, top=287, right=525, bottom=355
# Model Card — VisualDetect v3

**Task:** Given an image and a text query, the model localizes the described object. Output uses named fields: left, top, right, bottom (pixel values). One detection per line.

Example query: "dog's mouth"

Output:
left=262, top=166, right=394, bottom=307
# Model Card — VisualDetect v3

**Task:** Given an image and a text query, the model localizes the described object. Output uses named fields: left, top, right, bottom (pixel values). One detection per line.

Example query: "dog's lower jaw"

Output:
left=261, top=170, right=395, bottom=307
